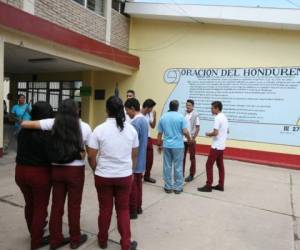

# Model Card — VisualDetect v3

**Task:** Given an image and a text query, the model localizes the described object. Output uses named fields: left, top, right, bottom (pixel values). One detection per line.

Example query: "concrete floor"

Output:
left=0, top=149, right=299, bottom=250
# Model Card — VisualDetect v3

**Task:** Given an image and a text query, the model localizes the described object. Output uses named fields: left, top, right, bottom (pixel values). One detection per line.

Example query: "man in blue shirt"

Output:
left=157, top=100, right=191, bottom=194
left=125, top=98, right=149, bottom=219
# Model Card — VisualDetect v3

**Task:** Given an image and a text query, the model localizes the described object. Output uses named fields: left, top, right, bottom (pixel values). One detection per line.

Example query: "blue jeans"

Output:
left=163, top=148, right=184, bottom=191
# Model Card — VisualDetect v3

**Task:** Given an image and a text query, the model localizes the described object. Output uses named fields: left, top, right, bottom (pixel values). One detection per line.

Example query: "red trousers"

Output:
left=130, top=173, right=143, bottom=213
left=206, top=148, right=225, bottom=187
left=144, top=138, right=153, bottom=179
left=49, top=166, right=85, bottom=248
left=183, top=142, right=196, bottom=177
left=95, top=175, right=132, bottom=250
left=15, top=165, right=51, bottom=250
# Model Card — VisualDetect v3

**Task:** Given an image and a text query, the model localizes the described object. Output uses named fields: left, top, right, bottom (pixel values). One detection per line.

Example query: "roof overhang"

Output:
left=125, top=2, right=300, bottom=31
left=0, top=2, right=140, bottom=73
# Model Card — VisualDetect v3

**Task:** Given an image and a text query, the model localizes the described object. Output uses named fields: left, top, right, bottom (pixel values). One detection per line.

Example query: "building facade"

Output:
left=1, top=1, right=300, bottom=169
left=119, top=2, right=300, bottom=169
left=0, top=0, right=139, bottom=156
left=0, top=0, right=129, bottom=51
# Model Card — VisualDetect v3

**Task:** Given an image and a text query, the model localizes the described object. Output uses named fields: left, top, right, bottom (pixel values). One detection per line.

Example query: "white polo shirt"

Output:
left=39, top=118, right=92, bottom=166
left=184, top=111, right=200, bottom=141
left=88, top=118, right=139, bottom=178
left=212, top=112, right=229, bottom=150
left=144, top=112, right=154, bottom=137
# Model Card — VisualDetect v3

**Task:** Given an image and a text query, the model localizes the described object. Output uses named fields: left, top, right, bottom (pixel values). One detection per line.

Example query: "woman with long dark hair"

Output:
left=22, top=99, right=92, bottom=250
left=15, top=101, right=53, bottom=250
left=88, top=96, right=139, bottom=250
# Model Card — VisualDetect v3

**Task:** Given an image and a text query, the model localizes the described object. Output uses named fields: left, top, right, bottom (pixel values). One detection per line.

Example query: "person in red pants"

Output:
left=125, top=98, right=149, bottom=219
left=15, top=101, right=53, bottom=250
left=198, top=101, right=229, bottom=192
left=22, top=99, right=92, bottom=250
left=183, top=99, right=200, bottom=182
left=141, top=99, right=157, bottom=183
left=88, top=96, right=139, bottom=250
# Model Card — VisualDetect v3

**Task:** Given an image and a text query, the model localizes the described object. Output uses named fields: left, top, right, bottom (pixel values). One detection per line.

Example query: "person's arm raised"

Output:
left=21, top=120, right=41, bottom=129
left=150, top=110, right=157, bottom=129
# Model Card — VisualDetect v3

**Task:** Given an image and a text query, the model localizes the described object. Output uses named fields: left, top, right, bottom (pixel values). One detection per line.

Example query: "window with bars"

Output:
left=17, top=81, right=83, bottom=112
left=72, top=0, right=106, bottom=16
left=112, top=0, right=125, bottom=14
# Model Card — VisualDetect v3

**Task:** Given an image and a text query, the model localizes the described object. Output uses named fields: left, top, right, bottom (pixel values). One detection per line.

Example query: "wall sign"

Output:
left=163, top=67, right=300, bottom=146
left=94, top=89, right=106, bottom=100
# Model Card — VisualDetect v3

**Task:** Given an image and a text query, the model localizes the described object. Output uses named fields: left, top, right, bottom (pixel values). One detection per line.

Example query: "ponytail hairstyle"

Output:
left=106, top=96, right=125, bottom=131
left=50, top=99, right=83, bottom=163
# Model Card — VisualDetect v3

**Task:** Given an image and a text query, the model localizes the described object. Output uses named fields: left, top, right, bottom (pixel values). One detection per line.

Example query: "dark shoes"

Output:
left=197, top=185, right=212, bottom=192
left=174, top=189, right=183, bottom=194
left=164, top=189, right=183, bottom=194
left=164, top=188, right=173, bottom=194
left=32, top=235, right=50, bottom=249
left=144, top=177, right=156, bottom=183
left=131, top=241, right=138, bottom=250
left=212, top=185, right=224, bottom=191
left=70, top=234, right=88, bottom=249
left=130, top=211, right=138, bottom=220
left=50, top=237, right=70, bottom=250
left=99, top=240, right=137, bottom=250
left=131, top=208, right=143, bottom=219
left=99, top=242, right=108, bottom=249
left=185, top=176, right=194, bottom=182
left=137, top=208, right=143, bottom=215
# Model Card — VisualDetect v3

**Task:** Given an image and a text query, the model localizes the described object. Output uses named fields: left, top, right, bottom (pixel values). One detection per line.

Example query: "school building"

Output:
left=1, top=1, right=300, bottom=169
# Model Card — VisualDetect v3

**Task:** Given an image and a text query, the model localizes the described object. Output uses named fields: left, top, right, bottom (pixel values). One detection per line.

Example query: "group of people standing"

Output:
left=12, top=89, right=228, bottom=250
left=157, top=99, right=229, bottom=193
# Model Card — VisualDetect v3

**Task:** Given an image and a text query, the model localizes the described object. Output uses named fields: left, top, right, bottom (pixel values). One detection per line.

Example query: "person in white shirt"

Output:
left=88, top=96, right=139, bottom=250
left=21, top=99, right=92, bottom=249
left=141, top=99, right=157, bottom=183
left=198, top=101, right=229, bottom=192
left=183, top=99, right=200, bottom=183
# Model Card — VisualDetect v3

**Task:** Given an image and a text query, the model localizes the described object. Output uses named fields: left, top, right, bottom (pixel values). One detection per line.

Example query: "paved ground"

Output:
left=0, top=149, right=299, bottom=250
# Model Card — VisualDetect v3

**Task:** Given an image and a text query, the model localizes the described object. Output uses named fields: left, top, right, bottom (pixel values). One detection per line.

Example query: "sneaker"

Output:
left=137, top=208, right=143, bottom=215
left=50, top=237, right=70, bottom=250
left=70, top=234, right=88, bottom=249
left=130, top=241, right=138, bottom=250
left=212, top=185, right=224, bottom=191
left=197, top=185, right=212, bottom=192
left=174, top=190, right=183, bottom=194
left=144, top=177, right=157, bottom=183
left=130, top=211, right=138, bottom=220
left=164, top=188, right=173, bottom=194
left=185, top=176, right=194, bottom=182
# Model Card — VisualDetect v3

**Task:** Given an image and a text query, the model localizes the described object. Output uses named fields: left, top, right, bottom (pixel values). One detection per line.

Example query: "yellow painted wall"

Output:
left=116, top=18, right=300, bottom=155
left=90, top=71, right=128, bottom=127
left=3, top=18, right=300, bottom=156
